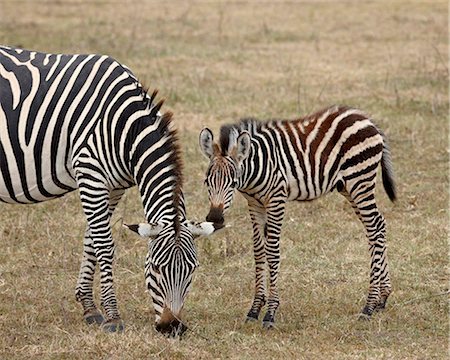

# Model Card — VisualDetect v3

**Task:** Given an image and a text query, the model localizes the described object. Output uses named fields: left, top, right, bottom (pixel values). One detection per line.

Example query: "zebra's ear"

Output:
left=232, top=131, right=251, bottom=163
left=199, top=128, right=216, bottom=159
left=187, top=220, right=225, bottom=238
left=123, top=222, right=164, bottom=239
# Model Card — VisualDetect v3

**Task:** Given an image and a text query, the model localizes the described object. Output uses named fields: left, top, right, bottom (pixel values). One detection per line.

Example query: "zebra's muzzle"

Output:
left=156, top=307, right=187, bottom=337
left=206, top=206, right=225, bottom=226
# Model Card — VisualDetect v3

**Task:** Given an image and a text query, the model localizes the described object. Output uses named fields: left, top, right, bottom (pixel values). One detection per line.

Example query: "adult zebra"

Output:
left=0, top=46, right=220, bottom=334
left=199, top=105, right=396, bottom=328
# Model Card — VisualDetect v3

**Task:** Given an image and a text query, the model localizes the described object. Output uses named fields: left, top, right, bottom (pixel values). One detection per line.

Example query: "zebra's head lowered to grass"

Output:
left=199, top=127, right=252, bottom=225
left=122, top=97, right=224, bottom=335
left=124, top=220, right=221, bottom=336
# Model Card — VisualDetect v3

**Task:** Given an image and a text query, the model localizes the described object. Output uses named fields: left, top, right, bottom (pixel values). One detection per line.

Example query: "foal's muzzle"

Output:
left=206, top=206, right=224, bottom=226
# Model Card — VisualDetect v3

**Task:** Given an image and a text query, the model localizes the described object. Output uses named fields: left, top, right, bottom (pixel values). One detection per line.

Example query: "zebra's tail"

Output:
left=381, top=137, right=397, bottom=202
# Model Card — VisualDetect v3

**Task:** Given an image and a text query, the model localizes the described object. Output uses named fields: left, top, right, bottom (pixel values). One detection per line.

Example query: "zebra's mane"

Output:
left=219, top=118, right=261, bottom=155
left=218, top=106, right=349, bottom=153
left=160, top=110, right=184, bottom=239
left=138, top=86, right=184, bottom=238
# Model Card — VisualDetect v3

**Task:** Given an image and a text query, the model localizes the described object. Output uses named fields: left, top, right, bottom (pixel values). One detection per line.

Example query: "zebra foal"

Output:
left=0, top=46, right=220, bottom=334
left=199, top=105, right=396, bottom=328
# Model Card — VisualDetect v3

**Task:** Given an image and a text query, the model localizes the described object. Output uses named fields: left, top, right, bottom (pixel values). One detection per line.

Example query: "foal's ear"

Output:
left=199, top=128, right=217, bottom=159
left=123, top=222, right=164, bottom=239
left=231, top=131, right=251, bottom=164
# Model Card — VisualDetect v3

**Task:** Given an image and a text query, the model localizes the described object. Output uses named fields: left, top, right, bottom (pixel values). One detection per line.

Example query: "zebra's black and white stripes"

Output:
left=199, top=105, right=396, bottom=328
left=0, top=46, right=219, bottom=334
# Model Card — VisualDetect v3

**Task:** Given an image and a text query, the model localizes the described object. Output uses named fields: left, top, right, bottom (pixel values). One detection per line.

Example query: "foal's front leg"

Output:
left=246, top=200, right=268, bottom=322
left=261, top=198, right=286, bottom=329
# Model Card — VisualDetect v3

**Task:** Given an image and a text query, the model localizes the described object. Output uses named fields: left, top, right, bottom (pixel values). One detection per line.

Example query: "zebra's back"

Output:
left=0, top=46, right=136, bottom=203
left=240, top=105, right=384, bottom=201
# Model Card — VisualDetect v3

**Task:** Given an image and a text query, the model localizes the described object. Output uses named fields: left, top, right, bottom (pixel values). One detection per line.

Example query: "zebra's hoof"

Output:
left=84, top=309, right=104, bottom=325
left=359, top=305, right=373, bottom=320
left=358, top=314, right=371, bottom=321
left=374, top=299, right=387, bottom=312
left=102, top=319, right=124, bottom=333
left=262, top=312, right=275, bottom=329
left=262, top=320, right=275, bottom=329
left=245, top=311, right=259, bottom=323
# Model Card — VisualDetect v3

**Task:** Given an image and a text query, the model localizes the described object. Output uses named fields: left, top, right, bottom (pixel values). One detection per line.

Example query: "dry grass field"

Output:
left=0, top=0, right=448, bottom=359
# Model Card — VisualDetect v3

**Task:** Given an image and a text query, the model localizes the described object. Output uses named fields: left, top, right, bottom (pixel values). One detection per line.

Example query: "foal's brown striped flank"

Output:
left=199, top=105, right=396, bottom=328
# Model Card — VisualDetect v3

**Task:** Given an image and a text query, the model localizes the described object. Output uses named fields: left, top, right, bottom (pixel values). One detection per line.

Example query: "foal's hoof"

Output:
left=358, top=305, right=373, bottom=321
left=358, top=313, right=371, bottom=321
left=84, top=309, right=104, bottom=325
left=102, top=319, right=125, bottom=333
left=245, top=311, right=259, bottom=323
left=358, top=306, right=372, bottom=321
left=262, top=313, right=275, bottom=329
left=375, top=299, right=387, bottom=312
left=262, top=320, right=275, bottom=329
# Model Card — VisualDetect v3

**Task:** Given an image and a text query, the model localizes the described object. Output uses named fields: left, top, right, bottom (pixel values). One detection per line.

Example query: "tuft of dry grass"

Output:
left=0, top=1, right=448, bottom=359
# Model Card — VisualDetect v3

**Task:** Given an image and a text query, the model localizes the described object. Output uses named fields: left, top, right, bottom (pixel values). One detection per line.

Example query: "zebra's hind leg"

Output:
left=342, top=185, right=392, bottom=319
left=374, top=257, right=392, bottom=312
left=246, top=200, right=268, bottom=323
left=76, top=226, right=104, bottom=325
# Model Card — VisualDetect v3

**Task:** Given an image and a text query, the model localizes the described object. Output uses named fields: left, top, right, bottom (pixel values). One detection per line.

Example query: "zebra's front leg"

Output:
left=261, top=200, right=286, bottom=329
left=75, top=226, right=104, bottom=325
left=246, top=200, right=268, bottom=322
left=78, top=181, right=124, bottom=332
left=75, top=189, right=126, bottom=326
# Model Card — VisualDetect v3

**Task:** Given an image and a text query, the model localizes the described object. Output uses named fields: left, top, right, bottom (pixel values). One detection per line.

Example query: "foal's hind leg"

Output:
left=341, top=185, right=392, bottom=317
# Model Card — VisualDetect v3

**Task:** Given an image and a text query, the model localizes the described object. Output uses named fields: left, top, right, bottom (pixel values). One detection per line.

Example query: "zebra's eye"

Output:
left=152, top=264, right=161, bottom=275
left=231, top=180, right=237, bottom=188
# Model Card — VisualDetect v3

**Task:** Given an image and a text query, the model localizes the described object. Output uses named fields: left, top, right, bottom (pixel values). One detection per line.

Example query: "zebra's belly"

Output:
left=0, top=186, right=76, bottom=204
left=0, top=159, right=78, bottom=204
left=285, top=175, right=327, bottom=202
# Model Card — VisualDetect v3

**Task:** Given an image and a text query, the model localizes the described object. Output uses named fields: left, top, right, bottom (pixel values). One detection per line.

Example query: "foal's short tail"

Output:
left=381, top=137, right=397, bottom=202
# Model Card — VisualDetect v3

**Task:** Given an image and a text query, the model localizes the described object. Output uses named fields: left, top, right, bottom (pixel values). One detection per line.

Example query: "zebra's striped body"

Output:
left=199, top=105, right=396, bottom=327
left=0, top=46, right=218, bottom=333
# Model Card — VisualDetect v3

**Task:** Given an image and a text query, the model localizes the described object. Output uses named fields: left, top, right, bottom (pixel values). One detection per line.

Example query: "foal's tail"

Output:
left=381, top=136, right=397, bottom=202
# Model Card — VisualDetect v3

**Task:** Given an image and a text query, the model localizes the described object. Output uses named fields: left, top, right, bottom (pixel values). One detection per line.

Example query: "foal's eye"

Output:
left=231, top=180, right=237, bottom=188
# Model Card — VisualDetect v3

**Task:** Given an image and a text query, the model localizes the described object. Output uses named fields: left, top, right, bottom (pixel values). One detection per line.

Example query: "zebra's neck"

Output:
left=230, top=120, right=279, bottom=192
left=127, top=110, right=185, bottom=231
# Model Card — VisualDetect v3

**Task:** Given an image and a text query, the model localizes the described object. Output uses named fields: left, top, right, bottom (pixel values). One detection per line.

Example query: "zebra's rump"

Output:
left=0, top=46, right=136, bottom=203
